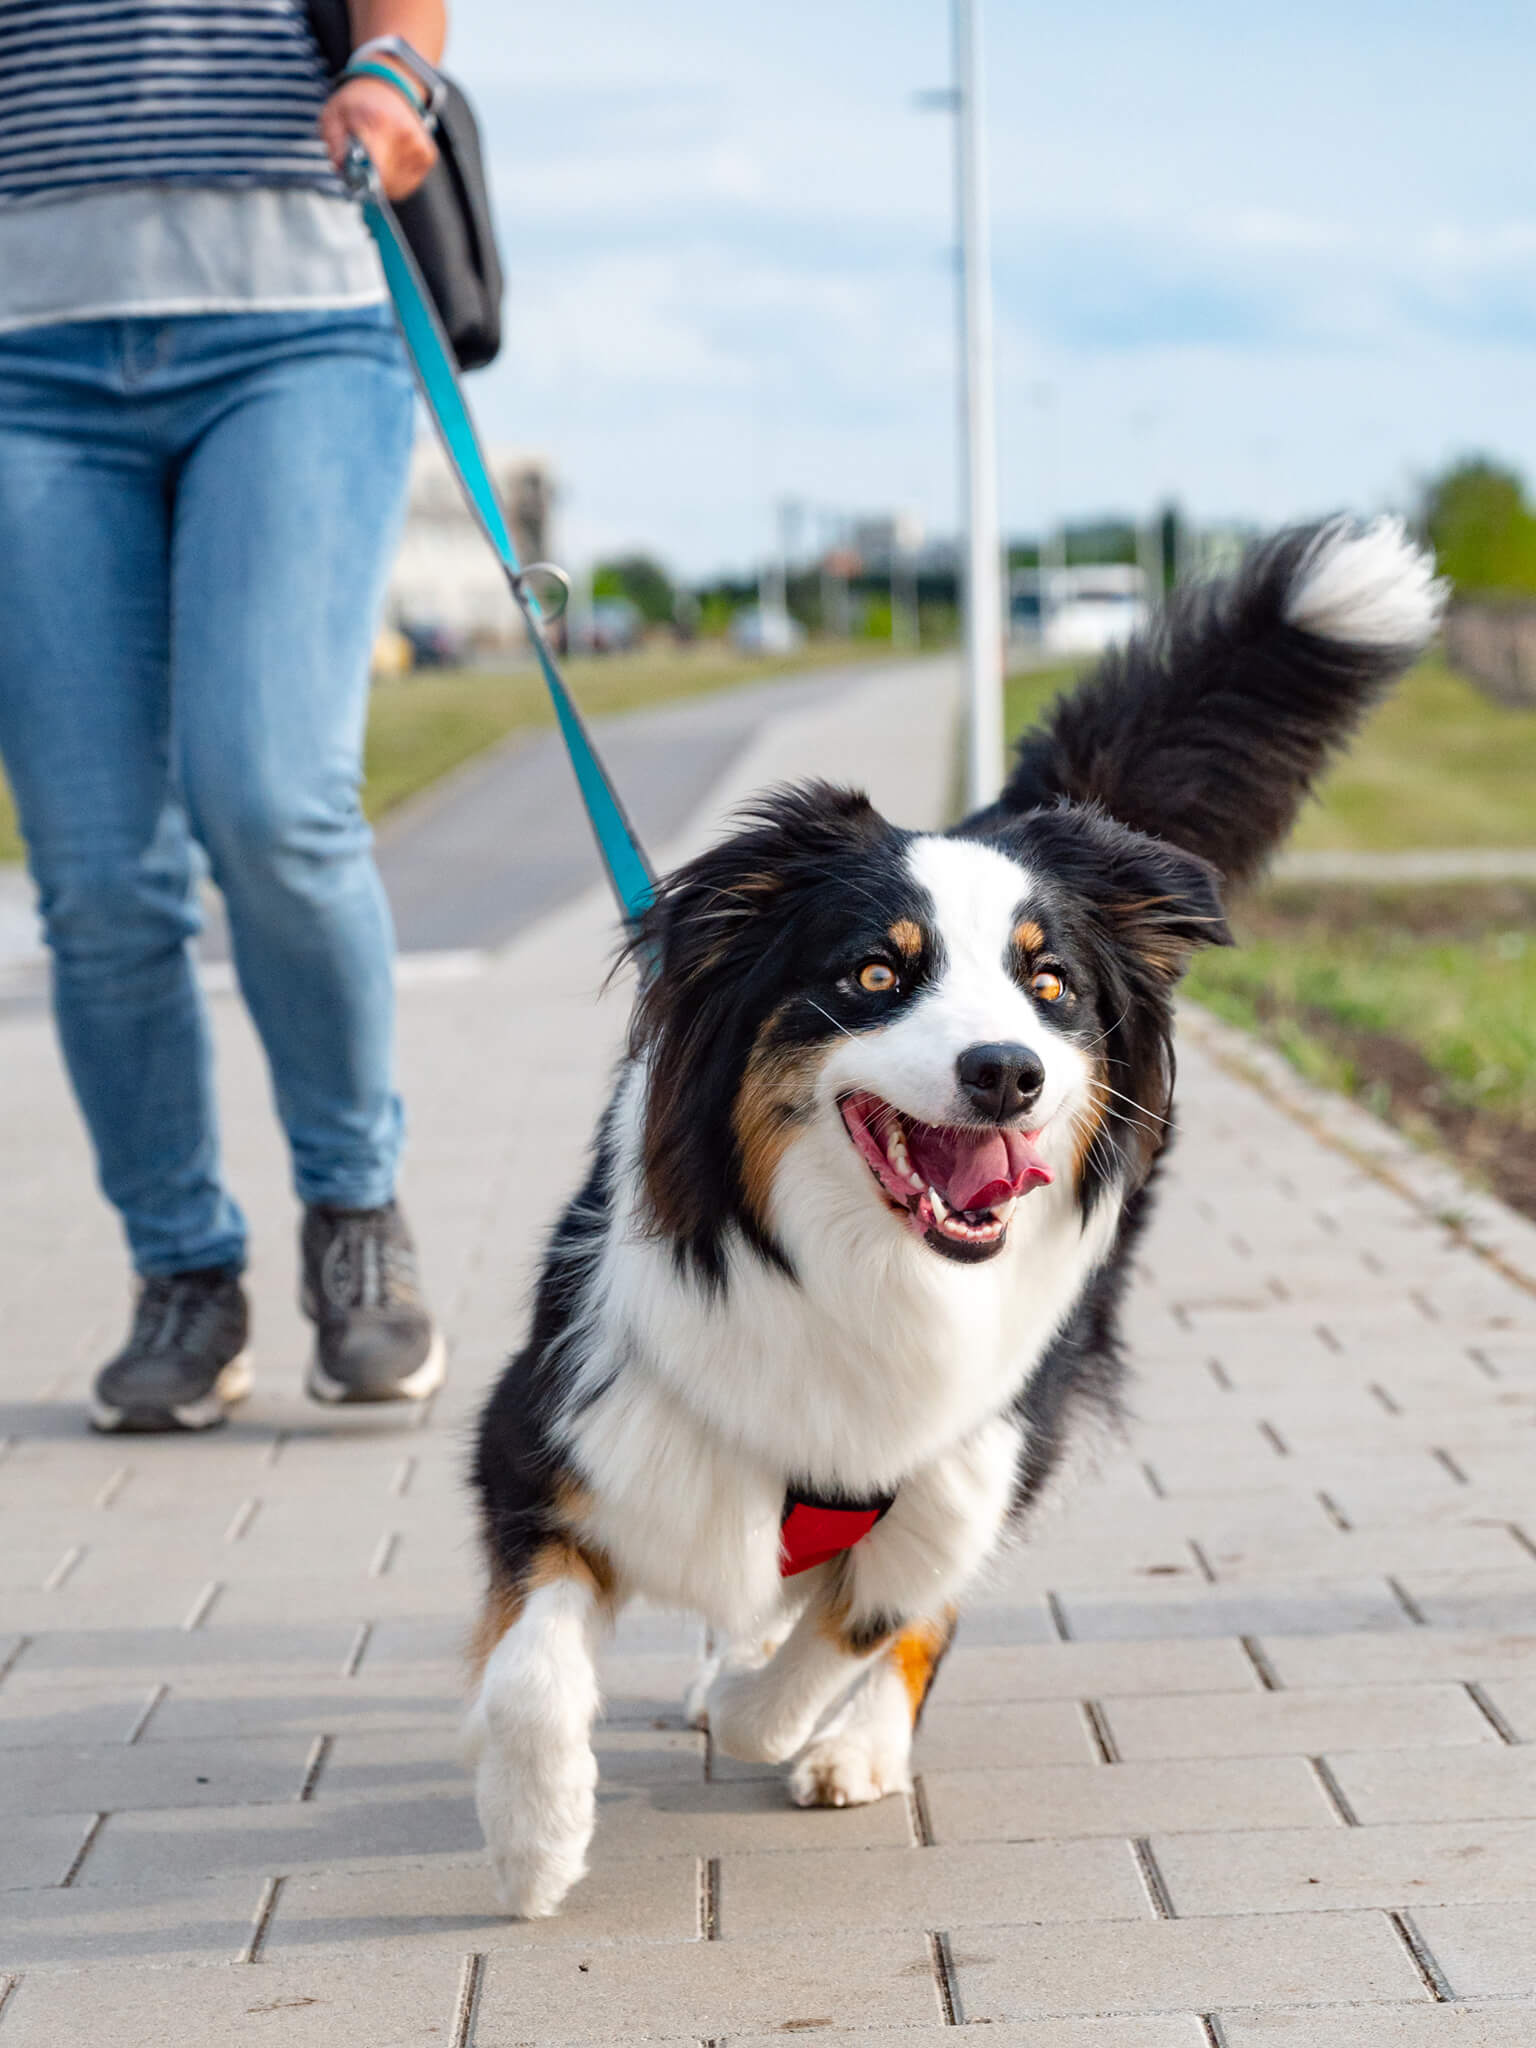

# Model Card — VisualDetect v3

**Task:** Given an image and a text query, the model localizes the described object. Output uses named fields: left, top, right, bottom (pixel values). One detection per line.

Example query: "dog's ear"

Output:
left=1002, top=801, right=1233, bottom=986
left=626, top=782, right=889, bottom=1281
left=1094, top=833, right=1233, bottom=986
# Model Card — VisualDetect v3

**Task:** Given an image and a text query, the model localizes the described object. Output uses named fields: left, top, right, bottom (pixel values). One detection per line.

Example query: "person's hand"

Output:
left=320, top=74, right=438, bottom=200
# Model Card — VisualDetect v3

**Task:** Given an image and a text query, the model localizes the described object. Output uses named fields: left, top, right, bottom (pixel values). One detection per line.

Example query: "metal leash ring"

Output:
left=513, top=562, right=573, bottom=622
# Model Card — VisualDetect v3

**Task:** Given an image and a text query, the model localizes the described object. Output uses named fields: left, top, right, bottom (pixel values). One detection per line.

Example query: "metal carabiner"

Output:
left=340, top=138, right=380, bottom=200
left=513, top=562, right=573, bottom=622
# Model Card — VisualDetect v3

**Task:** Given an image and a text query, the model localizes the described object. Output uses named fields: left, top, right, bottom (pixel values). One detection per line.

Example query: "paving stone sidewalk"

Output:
left=3, top=660, right=1536, bottom=2044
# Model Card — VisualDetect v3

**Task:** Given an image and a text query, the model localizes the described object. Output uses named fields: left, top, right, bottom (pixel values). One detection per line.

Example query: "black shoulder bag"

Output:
left=304, top=0, right=505, bottom=371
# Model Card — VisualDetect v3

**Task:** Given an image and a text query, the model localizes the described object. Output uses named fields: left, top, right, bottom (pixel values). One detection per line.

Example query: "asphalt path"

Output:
left=0, top=657, right=919, bottom=1003
left=372, top=658, right=872, bottom=953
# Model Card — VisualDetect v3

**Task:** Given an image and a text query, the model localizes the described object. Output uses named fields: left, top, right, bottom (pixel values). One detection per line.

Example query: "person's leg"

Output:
left=166, top=309, right=439, bottom=1402
left=168, top=307, right=414, bottom=1211
left=0, top=322, right=246, bottom=1279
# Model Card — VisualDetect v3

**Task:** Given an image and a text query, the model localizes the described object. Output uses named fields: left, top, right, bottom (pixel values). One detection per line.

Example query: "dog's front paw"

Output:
left=789, top=1728, right=910, bottom=1808
left=705, top=1666, right=812, bottom=1765
left=788, top=1670, right=914, bottom=1808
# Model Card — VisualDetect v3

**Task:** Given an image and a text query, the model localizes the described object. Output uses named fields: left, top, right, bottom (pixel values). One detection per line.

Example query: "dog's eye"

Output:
left=858, top=961, right=899, bottom=994
left=1031, top=967, right=1067, bottom=1004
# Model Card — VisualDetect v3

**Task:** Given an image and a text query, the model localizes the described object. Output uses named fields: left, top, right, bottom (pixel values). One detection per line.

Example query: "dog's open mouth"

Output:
left=839, top=1090, right=1053, bottom=1262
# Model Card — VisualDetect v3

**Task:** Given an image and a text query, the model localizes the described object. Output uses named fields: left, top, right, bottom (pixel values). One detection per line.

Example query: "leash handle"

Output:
left=343, top=141, right=655, bottom=924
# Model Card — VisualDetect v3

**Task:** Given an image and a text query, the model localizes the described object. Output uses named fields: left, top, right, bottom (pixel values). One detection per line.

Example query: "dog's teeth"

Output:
left=886, top=1127, right=912, bottom=1175
left=993, top=1196, right=1017, bottom=1225
left=929, top=1185, right=949, bottom=1222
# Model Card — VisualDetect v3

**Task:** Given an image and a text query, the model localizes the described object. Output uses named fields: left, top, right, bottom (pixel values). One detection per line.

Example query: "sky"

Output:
left=446, top=0, right=1536, bottom=580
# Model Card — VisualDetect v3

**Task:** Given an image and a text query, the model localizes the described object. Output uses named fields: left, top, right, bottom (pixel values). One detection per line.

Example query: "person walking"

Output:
left=0, top=0, right=449, bottom=1431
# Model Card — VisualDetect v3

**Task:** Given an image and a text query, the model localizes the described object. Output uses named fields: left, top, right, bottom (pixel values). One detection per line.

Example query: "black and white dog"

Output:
left=467, top=518, right=1442, bottom=1917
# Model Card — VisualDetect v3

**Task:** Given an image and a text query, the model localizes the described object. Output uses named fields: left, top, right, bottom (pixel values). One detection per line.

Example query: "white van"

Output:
left=1010, top=564, right=1150, bottom=657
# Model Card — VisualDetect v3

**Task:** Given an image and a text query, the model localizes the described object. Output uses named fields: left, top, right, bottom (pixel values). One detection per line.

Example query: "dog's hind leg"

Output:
left=789, top=1610, right=957, bottom=1809
left=464, top=1543, right=611, bottom=1918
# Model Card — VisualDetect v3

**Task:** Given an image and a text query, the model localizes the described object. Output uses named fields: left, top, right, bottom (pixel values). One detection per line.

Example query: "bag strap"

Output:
left=343, top=142, right=655, bottom=924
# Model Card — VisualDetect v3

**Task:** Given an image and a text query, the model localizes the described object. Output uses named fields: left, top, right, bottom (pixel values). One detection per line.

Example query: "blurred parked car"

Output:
left=399, top=619, right=468, bottom=668
left=731, top=605, right=806, bottom=655
left=1010, top=565, right=1149, bottom=656
left=572, top=597, right=645, bottom=655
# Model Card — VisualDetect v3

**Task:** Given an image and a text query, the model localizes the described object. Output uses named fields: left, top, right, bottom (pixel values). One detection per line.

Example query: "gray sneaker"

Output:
left=300, top=1201, right=445, bottom=1404
left=90, top=1269, right=252, bottom=1434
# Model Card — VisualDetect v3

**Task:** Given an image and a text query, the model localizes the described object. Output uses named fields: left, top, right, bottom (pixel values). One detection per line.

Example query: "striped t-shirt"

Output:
left=0, top=0, right=341, bottom=209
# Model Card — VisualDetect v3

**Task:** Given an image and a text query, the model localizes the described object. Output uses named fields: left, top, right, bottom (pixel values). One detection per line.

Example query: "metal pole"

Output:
left=953, top=0, right=1004, bottom=807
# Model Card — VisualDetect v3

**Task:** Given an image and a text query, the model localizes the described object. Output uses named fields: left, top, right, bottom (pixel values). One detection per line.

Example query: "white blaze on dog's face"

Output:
left=814, top=836, right=1098, bottom=1263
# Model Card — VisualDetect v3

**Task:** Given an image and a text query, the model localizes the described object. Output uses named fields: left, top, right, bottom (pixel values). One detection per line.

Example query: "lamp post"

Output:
left=924, top=2, right=1004, bottom=807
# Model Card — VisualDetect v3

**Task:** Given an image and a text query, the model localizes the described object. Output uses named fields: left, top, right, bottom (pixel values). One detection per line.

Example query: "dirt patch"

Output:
left=1245, top=986, right=1536, bottom=1222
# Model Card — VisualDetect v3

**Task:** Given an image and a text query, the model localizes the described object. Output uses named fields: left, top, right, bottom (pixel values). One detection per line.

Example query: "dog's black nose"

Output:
left=956, top=1042, right=1045, bottom=1122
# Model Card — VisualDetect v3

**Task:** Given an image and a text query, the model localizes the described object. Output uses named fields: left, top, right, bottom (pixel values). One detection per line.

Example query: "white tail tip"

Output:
left=1285, top=515, right=1448, bottom=650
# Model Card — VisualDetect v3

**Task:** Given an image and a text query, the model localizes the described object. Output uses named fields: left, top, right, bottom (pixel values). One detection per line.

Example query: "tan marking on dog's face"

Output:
left=889, top=1614, right=956, bottom=1721
left=733, top=1025, right=829, bottom=1229
left=1012, top=918, right=1046, bottom=956
left=887, top=918, right=924, bottom=960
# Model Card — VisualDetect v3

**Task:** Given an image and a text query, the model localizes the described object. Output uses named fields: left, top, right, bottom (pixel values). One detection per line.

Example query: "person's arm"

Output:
left=318, top=0, right=448, bottom=201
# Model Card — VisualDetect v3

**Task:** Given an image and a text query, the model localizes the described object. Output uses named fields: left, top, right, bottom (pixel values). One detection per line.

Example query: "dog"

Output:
left=465, top=516, right=1443, bottom=1917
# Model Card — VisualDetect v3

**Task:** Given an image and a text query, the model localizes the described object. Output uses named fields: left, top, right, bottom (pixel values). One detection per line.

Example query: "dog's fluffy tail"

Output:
left=972, top=516, right=1446, bottom=888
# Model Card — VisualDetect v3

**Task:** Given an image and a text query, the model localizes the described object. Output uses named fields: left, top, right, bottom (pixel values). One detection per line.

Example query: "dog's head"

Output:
left=627, top=782, right=1230, bottom=1285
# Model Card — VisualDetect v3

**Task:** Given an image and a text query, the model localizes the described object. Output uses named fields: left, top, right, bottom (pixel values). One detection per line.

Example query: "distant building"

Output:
left=387, top=440, right=554, bottom=647
left=847, top=512, right=926, bottom=567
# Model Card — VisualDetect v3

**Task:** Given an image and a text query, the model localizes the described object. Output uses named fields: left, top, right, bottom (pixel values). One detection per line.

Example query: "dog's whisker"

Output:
left=1076, top=1007, right=1131, bottom=1055
left=1089, top=1076, right=1173, bottom=1128
left=805, top=1001, right=859, bottom=1042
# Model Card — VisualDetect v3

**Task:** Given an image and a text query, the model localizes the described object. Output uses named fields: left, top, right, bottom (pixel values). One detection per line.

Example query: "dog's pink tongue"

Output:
left=907, top=1124, right=1053, bottom=1211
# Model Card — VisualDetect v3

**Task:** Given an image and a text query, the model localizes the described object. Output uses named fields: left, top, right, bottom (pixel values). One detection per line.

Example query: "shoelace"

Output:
left=319, top=1216, right=421, bottom=1315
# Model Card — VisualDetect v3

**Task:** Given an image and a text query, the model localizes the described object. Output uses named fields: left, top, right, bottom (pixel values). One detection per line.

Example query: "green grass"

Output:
left=1006, top=652, right=1536, bottom=852
left=1186, top=889, right=1536, bottom=1129
left=1288, top=653, right=1536, bottom=851
left=361, top=639, right=891, bottom=824
left=1003, top=661, right=1085, bottom=751
left=0, top=638, right=890, bottom=863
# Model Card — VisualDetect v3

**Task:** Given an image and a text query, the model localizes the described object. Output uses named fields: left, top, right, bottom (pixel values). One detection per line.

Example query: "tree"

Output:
left=1422, top=459, right=1536, bottom=597
left=591, top=554, right=675, bottom=625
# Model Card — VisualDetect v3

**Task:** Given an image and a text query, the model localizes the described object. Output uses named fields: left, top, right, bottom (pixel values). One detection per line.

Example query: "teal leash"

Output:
left=344, top=142, right=655, bottom=924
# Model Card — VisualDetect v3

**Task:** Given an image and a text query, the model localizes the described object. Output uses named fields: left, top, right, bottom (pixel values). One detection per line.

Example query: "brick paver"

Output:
left=3, top=661, right=1535, bottom=2042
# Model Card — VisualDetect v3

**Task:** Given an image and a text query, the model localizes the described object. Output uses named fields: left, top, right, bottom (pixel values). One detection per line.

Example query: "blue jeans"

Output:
left=0, top=308, right=415, bottom=1276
